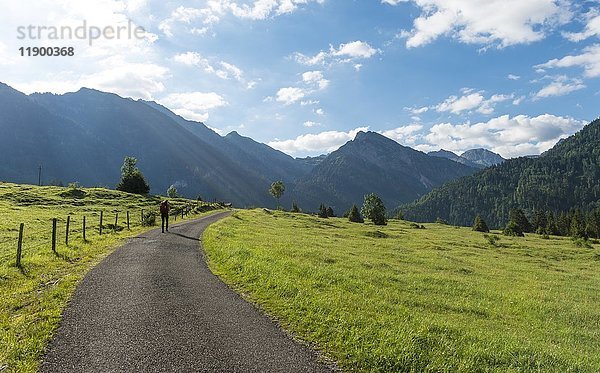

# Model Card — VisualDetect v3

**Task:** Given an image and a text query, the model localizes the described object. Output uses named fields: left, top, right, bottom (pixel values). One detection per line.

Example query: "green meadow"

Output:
left=0, top=182, right=220, bottom=372
left=203, top=209, right=600, bottom=372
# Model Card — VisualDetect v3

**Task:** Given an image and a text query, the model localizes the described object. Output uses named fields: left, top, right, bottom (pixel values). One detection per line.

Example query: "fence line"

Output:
left=4, top=201, right=217, bottom=268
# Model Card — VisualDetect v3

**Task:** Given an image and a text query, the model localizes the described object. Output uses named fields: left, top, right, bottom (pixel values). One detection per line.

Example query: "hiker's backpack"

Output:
left=160, top=201, right=169, bottom=214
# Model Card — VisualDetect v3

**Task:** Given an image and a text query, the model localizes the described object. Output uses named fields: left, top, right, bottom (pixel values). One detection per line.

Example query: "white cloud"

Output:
left=160, top=92, right=227, bottom=122
left=276, top=87, right=305, bottom=104
left=173, top=51, right=249, bottom=85
left=381, top=0, right=409, bottom=4
left=435, top=91, right=513, bottom=115
left=302, top=70, right=330, bottom=89
left=563, top=9, right=600, bottom=42
left=389, top=0, right=570, bottom=48
left=406, top=106, right=429, bottom=115
left=380, top=124, right=423, bottom=145
left=273, top=70, right=329, bottom=105
left=508, top=74, right=521, bottom=80
left=1, top=0, right=163, bottom=99
left=13, top=57, right=169, bottom=100
left=314, top=108, right=325, bottom=115
left=535, top=44, right=600, bottom=78
left=534, top=75, right=586, bottom=99
left=419, top=114, right=586, bottom=158
left=268, top=127, right=368, bottom=155
left=331, top=41, right=379, bottom=59
left=293, top=51, right=328, bottom=66
left=159, top=1, right=324, bottom=37
left=293, top=40, right=379, bottom=67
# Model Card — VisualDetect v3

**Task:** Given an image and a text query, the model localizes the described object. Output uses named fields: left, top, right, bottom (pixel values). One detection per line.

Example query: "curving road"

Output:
left=41, top=211, right=333, bottom=372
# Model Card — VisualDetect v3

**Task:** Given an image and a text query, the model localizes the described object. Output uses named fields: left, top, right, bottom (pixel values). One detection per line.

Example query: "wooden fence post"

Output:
left=52, top=218, right=57, bottom=253
left=16, top=223, right=24, bottom=267
left=99, top=211, right=103, bottom=235
left=83, top=216, right=86, bottom=241
left=141, top=209, right=144, bottom=223
left=182, top=209, right=184, bottom=219
left=65, top=215, right=70, bottom=245
left=127, top=211, right=130, bottom=230
left=114, top=213, right=118, bottom=231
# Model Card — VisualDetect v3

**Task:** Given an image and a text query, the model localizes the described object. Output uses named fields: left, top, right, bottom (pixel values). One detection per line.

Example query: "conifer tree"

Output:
left=472, top=215, right=489, bottom=233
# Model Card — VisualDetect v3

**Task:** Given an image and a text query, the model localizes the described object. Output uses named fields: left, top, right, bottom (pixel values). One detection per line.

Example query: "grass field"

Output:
left=203, top=209, right=600, bottom=372
left=0, top=182, right=221, bottom=372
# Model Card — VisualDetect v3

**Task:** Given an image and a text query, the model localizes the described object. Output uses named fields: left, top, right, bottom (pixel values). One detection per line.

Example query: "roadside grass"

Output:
left=203, top=209, right=600, bottom=372
left=0, top=182, right=221, bottom=373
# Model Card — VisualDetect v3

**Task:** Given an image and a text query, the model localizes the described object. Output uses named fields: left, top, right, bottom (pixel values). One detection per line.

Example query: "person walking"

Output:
left=160, top=199, right=171, bottom=233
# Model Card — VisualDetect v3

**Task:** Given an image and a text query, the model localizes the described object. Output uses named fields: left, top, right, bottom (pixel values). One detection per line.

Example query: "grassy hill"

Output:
left=203, top=209, right=600, bottom=372
left=0, top=182, right=222, bottom=372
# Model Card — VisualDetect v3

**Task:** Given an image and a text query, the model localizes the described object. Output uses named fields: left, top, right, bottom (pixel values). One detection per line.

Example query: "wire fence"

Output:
left=1, top=201, right=223, bottom=269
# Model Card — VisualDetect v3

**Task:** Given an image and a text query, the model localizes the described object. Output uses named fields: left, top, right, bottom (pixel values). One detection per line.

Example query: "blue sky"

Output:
left=1, top=0, right=599, bottom=158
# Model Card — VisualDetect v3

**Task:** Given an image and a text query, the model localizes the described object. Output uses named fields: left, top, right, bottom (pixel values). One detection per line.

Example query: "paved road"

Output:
left=41, top=211, right=333, bottom=372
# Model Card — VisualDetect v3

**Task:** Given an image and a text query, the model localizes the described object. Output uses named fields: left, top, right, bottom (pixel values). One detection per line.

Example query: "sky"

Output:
left=1, top=0, right=599, bottom=159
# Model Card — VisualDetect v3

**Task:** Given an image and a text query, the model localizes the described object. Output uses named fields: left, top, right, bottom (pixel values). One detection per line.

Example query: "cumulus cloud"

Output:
left=434, top=90, right=513, bottom=115
left=535, top=44, right=600, bottom=78
left=293, top=40, right=379, bottom=67
left=386, top=0, right=570, bottom=48
left=418, top=114, right=586, bottom=158
left=331, top=41, right=379, bottom=59
left=276, top=87, right=306, bottom=105
left=173, top=51, right=250, bottom=85
left=534, top=75, right=586, bottom=99
left=268, top=127, right=369, bottom=155
left=1, top=0, right=163, bottom=99
left=380, top=124, right=423, bottom=145
left=160, top=92, right=228, bottom=122
left=159, top=0, right=324, bottom=37
left=273, top=70, right=329, bottom=105
left=563, top=9, right=600, bottom=42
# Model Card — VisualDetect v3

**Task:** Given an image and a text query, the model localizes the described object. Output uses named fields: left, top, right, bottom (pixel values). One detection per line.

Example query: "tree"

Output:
left=269, top=181, right=285, bottom=207
left=361, top=193, right=387, bottom=225
left=326, top=206, right=335, bottom=217
left=318, top=203, right=328, bottom=218
left=116, top=156, right=150, bottom=195
left=570, top=209, right=586, bottom=239
left=167, top=185, right=178, bottom=198
left=348, top=204, right=364, bottom=223
left=472, top=215, right=489, bottom=233
left=510, top=208, right=532, bottom=232
left=291, top=201, right=300, bottom=213
left=503, top=208, right=529, bottom=237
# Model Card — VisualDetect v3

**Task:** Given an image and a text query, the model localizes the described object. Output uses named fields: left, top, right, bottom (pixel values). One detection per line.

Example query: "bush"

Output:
left=503, top=220, right=524, bottom=237
left=435, top=218, right=449, bottom=225
left=291, top=201, right=300, bottom=213
left=142, top=211, right=156, bottom=226
left=472, top=215, right=489, bottom=233
left=483, top=234, right=501, bottom=247
left=348, top=204, right=364, bottom=223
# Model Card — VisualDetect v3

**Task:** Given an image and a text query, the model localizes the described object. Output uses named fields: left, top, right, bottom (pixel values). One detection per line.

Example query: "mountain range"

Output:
left=400, top=117, right=600, bottom=227
left=428, top=149, right=505, bottom=169
left=0, top=82, right=544, bottom=213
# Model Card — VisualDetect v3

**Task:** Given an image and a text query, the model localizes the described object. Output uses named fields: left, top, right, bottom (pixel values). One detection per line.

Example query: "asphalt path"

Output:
left=41, top=211, right=333, bottom=372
